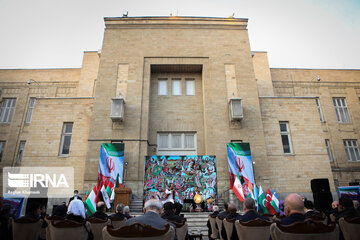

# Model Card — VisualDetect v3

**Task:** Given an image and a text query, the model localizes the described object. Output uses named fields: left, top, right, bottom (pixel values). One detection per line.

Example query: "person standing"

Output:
left=163, top=184, right=175, bottom=204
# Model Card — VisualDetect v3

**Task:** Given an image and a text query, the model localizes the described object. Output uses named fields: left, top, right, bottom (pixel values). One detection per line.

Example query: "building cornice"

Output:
left=104, top=16, right=248, bottom=30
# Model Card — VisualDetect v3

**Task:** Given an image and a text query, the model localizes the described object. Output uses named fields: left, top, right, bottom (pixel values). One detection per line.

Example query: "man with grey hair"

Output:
left=236, top=198, right=270, bottom=222
left=125, top=199, right=175, bottom=230
left=109, top=203, right=126, bottom=219
left=123, top=206, right=131, bottom=219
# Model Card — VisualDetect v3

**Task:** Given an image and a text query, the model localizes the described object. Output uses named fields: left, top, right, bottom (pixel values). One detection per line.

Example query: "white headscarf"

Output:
left=67, top=199, right=86, bottom=219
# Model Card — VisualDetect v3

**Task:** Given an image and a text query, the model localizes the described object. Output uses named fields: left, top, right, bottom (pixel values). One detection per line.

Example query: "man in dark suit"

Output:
left=207, top=205, right=219, bottom=239
left=161, top=202, right=186, bottom=223
left=217, top=202, right=228, bottom=219
left=236, top=198, right=270, bottom=222
left=279, top=193, right=305, bottom=225
left=68, top=190, right=82, bottom=204
left=335, top=197, right=360, bottom=222
left=89, top=201, right=108, bottom=220
left=125, top=199, right=175, bottom=238
left=221, top=203, right=239, bottom=240
left=109, top=204, right=126, bottom=219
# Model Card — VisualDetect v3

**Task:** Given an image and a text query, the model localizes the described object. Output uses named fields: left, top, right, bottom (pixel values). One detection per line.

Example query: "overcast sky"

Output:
left=0, top=0, right=359, bottom=69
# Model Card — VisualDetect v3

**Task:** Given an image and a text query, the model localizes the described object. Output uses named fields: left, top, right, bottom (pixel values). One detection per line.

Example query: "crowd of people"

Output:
left=1, top=189, right=360, bottom=240
left=206, top=193, right=360, bottom=240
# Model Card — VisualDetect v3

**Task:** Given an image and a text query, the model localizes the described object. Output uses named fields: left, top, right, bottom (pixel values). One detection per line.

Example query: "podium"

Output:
left=114, top=187, right=132, bottom=208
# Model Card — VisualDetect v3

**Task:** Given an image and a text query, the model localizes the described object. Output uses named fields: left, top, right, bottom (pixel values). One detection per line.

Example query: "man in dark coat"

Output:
left=125, top=199, right=175, bottom=239
left=279, top=193, right=306, bottom=226
left=89, top=201, right=108, bottom=220
left=206, top=205, right=219, bottom=239
left=109, top=203, right=126, bottom=219
left=68, top=190, right=82, bottom=204
left=335, top=197, right=360, bottom=222
left=236, top=198, right=270, bottom=222
left=161, top=202, right=186, bottom=223
left=221, top=203, right=239, bottom=240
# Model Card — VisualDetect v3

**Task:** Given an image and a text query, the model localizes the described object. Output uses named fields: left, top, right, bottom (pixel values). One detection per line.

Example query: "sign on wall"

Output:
left=143, top=155, right=217, bottom=204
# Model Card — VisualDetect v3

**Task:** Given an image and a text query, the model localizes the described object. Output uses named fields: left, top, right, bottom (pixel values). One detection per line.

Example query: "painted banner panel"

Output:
left=144, top=155, right=217, bottom=204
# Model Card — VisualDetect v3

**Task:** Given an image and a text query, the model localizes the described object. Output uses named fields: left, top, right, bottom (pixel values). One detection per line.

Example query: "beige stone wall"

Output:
left=85, top=17, right=270, bottom=197
left=148, top=72, right=205, bottom=154
left=252, top=52, right=274, bottom=96
left=259, top=97, right=335, bottom=192
left=271, top=68, right=360, bottom=188
left=20, top=98, right=94, bottom=190
left=0, top=52, right=98, bottom=194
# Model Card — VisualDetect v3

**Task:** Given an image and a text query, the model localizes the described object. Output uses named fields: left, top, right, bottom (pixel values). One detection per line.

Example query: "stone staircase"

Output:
left=128, top=197, right=225, bottom=240
left=131, top=211, right=210, bottom=240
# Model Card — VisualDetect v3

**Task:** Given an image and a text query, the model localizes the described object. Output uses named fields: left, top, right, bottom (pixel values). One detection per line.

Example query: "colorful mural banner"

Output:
left=97, top=143, right=124, bottom=190
left=227, top=142, right=255, bottom=196
left=143, top=156, right=217, bottom=204
left=338, top=186, right=360, bottom=201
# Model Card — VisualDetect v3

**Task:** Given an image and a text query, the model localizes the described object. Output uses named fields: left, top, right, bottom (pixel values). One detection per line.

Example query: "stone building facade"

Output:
left=0, top=17, right=359, bottom=201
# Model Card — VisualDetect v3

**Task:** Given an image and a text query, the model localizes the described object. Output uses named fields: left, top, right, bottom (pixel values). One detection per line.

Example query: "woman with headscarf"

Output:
left=66, top=198, right=86, bottom=222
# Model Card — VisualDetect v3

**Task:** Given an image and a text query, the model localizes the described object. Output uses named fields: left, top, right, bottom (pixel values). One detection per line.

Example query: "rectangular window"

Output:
left=172, top=78, right=182, bottom=95
left=280, top=122, right=293, bottom=154
left=16, top=141, right=26, bottom=164
left=333, top=98, right=350, bottom=123
left=157, top=132, right=197, bottom=155
left=185, top=78, right=195, bottom=95
left=316, top=98, right=325, bottom=122
left=325, top=139, right=334, bottom=162
left=59, top=122, right=73, bottom=156
left=344, top=140, right=360, bottom=162
left=158, top=79, right=168, bottom=95
left=0, top=98, right=16, bottom=124
left=0, top=141, right=5, bottom=162
left=25, top=98, right=36, bottom=124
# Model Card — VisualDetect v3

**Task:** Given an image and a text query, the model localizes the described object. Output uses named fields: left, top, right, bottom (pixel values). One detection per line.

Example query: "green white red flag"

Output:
left=232, top=173, right=245, bottom=202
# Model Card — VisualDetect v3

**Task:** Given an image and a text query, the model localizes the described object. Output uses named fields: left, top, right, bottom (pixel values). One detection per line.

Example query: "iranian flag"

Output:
left=270, top=190, right=280, bottom=213
left=258, top=186, right=269, bottom=214
left=84, top=186, right=96, bottom=215
left=97, top=143, right=124, bottom=192
left=232, top=173, right=245, bottom=202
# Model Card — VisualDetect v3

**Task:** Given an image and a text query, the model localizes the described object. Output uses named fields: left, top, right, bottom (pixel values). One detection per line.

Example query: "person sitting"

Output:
left=279, top=193, right=306, bottom=225
left=303, top=198, right=322, bottom=218
left=89, top=201, right=108, bottom=220
left=68, top=190, right=82, bottom=205
left=66, top=198, right=86, bottom=223
left=123, top=206, right=131, bottom=219
left=25, top=202, right=48, bottom=230
left=236, top=198, right=270, bottom=222
left=52, top=204, right=67, bottom=218
left=125, top=199, right=175, bottom=230
left=109, top=204, right=126, bottom=219
left=217, top=202, right=229, bottom=219
left=206, top=205, right=219, bottom=238
left=335, top=197, right=360, bottom=222
left=161, top=202, right=186, bottom=223
left=352, top=200, right=360, bottom=215
left=0, top=205, right=14, bottom=240
left=174, top=202, right=183, bottom=216
left=221, top=203, right=239, bottom=240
